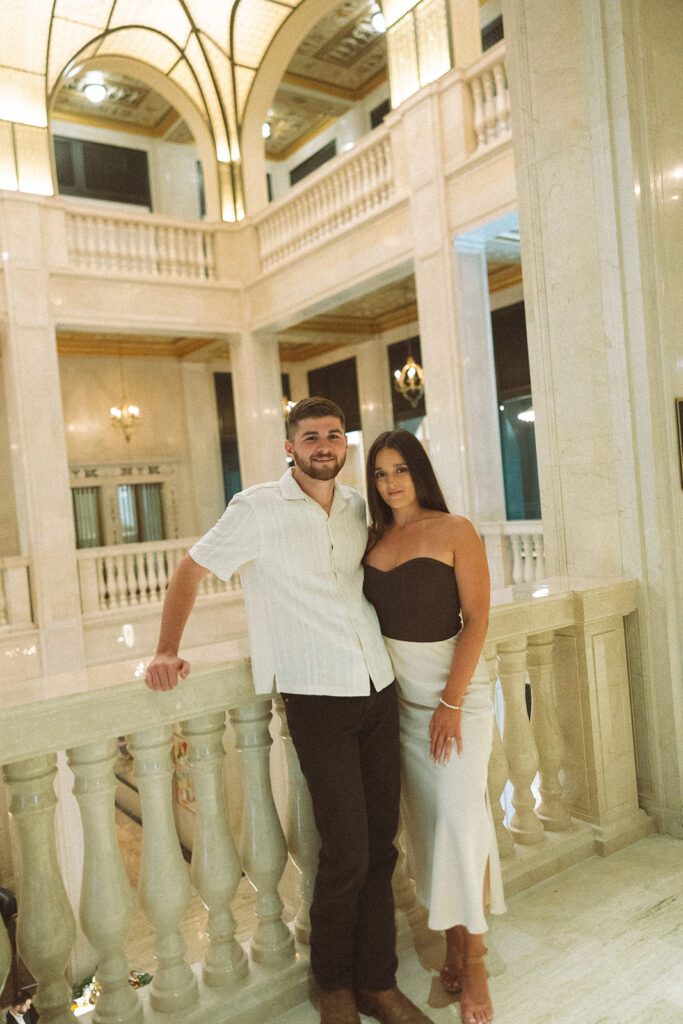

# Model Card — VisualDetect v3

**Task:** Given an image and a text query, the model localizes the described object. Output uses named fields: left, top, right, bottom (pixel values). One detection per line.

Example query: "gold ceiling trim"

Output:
left=51, top=108, right=182, bottom=140
left=281, top=68, right=388, bottom=103
left=488, top=263, right=523, bottom=294
left=267, top=113, right=339, bottom=161
left=278, top=340, right=347, bottom=362
left=286, top=302, right=419, bottom=338
left=57, top=333, right=218, bottom=359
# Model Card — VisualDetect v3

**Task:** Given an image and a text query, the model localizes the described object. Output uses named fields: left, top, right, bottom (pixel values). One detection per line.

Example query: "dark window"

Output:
left=490, top=301, right=541, bottom=520
left=266, top=172, right=273, bottom=203
left=370, top=98, right=391, bottom=130
left=481, top=14, right=504, bottom=51
left=388, top=337, right=426, bottom=426
left=53, top=135, right=152, bottom=208
left=307, top=358, right=361, bottom=432
left=290, top=140, right=337, bottom=187
left=214, top=373, right=242, bottom=506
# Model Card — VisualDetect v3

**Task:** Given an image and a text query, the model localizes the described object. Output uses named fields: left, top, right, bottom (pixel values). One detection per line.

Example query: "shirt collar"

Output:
left=278, top=468, right=348, bottom=517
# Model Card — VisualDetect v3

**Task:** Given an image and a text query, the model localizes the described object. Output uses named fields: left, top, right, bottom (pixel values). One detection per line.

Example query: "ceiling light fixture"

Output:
left=393, top=355, right=424, bottom=409
left=84, top=82, right=107, bottom=104
left=110, top=353, right=140, bottom=442
left=262, top=122, right=271, bottom=138
left=517, top=409, right=535, bottom=422
left=371, top=7, right=386, bottom=31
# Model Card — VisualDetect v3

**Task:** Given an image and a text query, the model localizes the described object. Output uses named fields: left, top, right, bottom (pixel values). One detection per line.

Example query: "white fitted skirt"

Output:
left=385, top=633, right=506, bottom=933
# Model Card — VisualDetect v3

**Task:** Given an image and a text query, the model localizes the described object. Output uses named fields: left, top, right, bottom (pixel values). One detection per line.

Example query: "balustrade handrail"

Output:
left=0, top=578, right=634, bottom=762
left=463, top=37, right=506, bottom=81
left=0, top=639, right=253, bottom=765
left=74, top=535, right=202, bottom=560
left=53, top=196, right=224, bottom=233
left=252, top=122, right=395, bottom=224
left=479, top=519, right=543, bottom=536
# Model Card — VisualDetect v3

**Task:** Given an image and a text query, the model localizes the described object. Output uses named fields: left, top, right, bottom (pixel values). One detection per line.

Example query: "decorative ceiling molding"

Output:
left=487, top=262, right=523, bottom=294
left=56, top=331, right=217, bottom=359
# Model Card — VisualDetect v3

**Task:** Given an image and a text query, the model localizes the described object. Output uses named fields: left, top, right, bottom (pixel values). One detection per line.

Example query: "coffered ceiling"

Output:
left=45, top=0, right=387, bottom=159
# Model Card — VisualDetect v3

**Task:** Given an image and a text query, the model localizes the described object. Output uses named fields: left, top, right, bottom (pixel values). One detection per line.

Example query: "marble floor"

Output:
left=117, top=812, right=683, bottom=1024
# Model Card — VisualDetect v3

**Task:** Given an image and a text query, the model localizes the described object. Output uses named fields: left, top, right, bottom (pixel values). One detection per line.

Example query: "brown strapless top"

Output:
left=363, top=557, right=461, bottom=642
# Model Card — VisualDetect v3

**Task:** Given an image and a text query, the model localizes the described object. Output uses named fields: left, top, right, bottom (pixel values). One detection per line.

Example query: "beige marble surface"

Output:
left=269, top=833, right=683, bottom=1024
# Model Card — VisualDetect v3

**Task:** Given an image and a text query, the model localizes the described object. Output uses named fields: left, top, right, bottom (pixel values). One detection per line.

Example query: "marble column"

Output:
left=0, top=195, right=86, bottom=678
left=181, top=362, right=226, bottom=530
left=453, top=239, right=506, bottom=522
left=356, top=339, right=394, bottom=446
left=396, top=91, right=473, bottom=515
left=229, top=332, right=287, bottom=487
left=502, top=0, right=682, bottom=836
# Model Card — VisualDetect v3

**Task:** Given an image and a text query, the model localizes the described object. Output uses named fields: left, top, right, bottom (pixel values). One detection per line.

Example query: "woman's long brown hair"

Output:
left=365, top=429, right=449, bottom=551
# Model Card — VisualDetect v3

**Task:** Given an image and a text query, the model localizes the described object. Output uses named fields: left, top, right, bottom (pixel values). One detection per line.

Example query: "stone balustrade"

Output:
left=63, top=208, right=217, bottom=280
left=0, top=557, right=33, bottom=628
left=255, top=129, right=396, bottom=271
left=479, top=521, right=546, bottom=590
left=76, top=539, right=240, bottom=615
left=464, top=40, right=511, bottom=153
left=0, top=579, right=650, bottom=1023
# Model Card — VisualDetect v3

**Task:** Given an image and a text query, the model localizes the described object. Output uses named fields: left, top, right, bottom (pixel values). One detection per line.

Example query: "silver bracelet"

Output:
left=440, top=698, right=462, bottom=711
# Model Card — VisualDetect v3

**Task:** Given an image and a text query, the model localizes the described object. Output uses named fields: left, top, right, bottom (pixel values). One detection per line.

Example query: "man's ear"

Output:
left=284, top=439, right=293, bottom=457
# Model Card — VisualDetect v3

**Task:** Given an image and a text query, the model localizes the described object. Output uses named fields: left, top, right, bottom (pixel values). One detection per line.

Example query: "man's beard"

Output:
left=290, top=449, right=346, bottom=480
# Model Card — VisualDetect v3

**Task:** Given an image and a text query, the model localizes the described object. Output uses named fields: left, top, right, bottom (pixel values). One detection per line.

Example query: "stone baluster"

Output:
left=155, top=227, right=168, bottom=275
left=105, top=554, right=121, bottom=608
left=493, top=62, right=508, bottom=134
left=68, top=740, right=142, bottom=1024
left=535, top=534, right=546, bottom=579
left=193, top=231, right=204, bottom=278
left=527, top=633, right=572, bottom=831
left=482, top=69, right=497, bottom=142
left=3, top=755, right=76, bottom=1024
left=483, top=641, right=514, bottom=857
left=497, top=638, right=545, bottom=845
left=128, top=725, right=198, bottom=1012
left=509, top=534, right=523, bottom=585
left=106, top=219, right=119, bottom=272
left=95, top=555, right=107, bottom=610
left=182, top=713, right=247, bottom=987
left=229, top=701, right=294, bottom=965
left=155, top=549, right=169, bottom=599
left=273, top=698, right=320, bottom=944
left=85, top=216, right=99, bottom=269
left=522, top=535, right=534, bottom=583
left=470, top=75, right=486, bottom=149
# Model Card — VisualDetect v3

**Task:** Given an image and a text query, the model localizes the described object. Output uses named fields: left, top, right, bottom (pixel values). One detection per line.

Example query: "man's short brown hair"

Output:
left=287, top=397, right=346, bottom=440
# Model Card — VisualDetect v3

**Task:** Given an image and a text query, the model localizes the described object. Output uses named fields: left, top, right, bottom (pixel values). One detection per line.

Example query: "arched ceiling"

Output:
left=1, top=0, right=308, bottom=166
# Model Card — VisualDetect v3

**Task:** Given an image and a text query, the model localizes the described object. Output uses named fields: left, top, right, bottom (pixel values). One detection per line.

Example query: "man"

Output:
left=146, top=397, right=433, bottom=1024
left=6, top=994, right=38, bottom=1024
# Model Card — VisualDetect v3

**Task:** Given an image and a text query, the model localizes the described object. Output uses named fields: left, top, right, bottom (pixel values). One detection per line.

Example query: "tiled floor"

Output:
left=117, top=811, right=682, bottom=1024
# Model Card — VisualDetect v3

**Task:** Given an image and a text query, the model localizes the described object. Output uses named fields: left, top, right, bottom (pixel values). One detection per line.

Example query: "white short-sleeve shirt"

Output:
left=189, top=469, right=394, bottom=696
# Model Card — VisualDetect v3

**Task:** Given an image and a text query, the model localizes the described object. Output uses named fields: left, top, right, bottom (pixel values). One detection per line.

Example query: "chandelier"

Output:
left=393, top=355, right=424, bottom=409
left=110, top=401, right=140, bottom=441
left=110, top=353, right=140, bottom=441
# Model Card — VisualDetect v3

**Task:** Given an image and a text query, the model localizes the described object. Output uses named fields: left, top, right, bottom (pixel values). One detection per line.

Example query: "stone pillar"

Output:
left=229, top=332, right=287, bottom=487
left=453, top=239, right=506, bottom=522
left=0, top=195, right=86, bottom=678
left=397, top=91, right=473, bottom=515
left=502, top=0, right=682, bottom=835
left=356, top=339, right=394, bottom=446
left=181, top=362, right=225, bottom=530
left=448, top=0, right=482, bottom=68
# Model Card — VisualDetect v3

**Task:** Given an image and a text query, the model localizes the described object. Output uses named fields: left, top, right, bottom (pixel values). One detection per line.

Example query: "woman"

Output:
left=363, top=429, right=505, bottom=1024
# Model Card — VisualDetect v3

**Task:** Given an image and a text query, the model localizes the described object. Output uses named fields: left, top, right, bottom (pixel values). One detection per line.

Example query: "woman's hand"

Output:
left=429, top=703, right=463, bottom=764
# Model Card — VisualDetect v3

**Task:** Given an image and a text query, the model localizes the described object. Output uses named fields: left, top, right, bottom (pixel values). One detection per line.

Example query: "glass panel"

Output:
left=118, top=485, right=140, bottom=543
left=498, top=396, right=542, bottom=520
left=138, top=483, right=164, bottom=542
left=72, top=487, right=103, bottom=549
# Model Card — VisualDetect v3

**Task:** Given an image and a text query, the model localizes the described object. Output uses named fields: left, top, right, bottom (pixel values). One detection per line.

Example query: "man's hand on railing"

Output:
left=145, top=653, right=191, bottom=691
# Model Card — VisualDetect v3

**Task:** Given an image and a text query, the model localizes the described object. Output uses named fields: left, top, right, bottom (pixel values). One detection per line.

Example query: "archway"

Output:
left=48, top=53, right=221, bottom=220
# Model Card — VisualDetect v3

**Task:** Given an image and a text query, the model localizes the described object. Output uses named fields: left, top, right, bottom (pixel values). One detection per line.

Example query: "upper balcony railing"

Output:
left=465, top=40, right=511, bottom=153
left=0, top=577, right=646, bottom=1024
left=255, top=128, right=396, bottom=272
left=76, top=537, right=240, bottom=615
left=63, top=206, right=218, bottom=281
